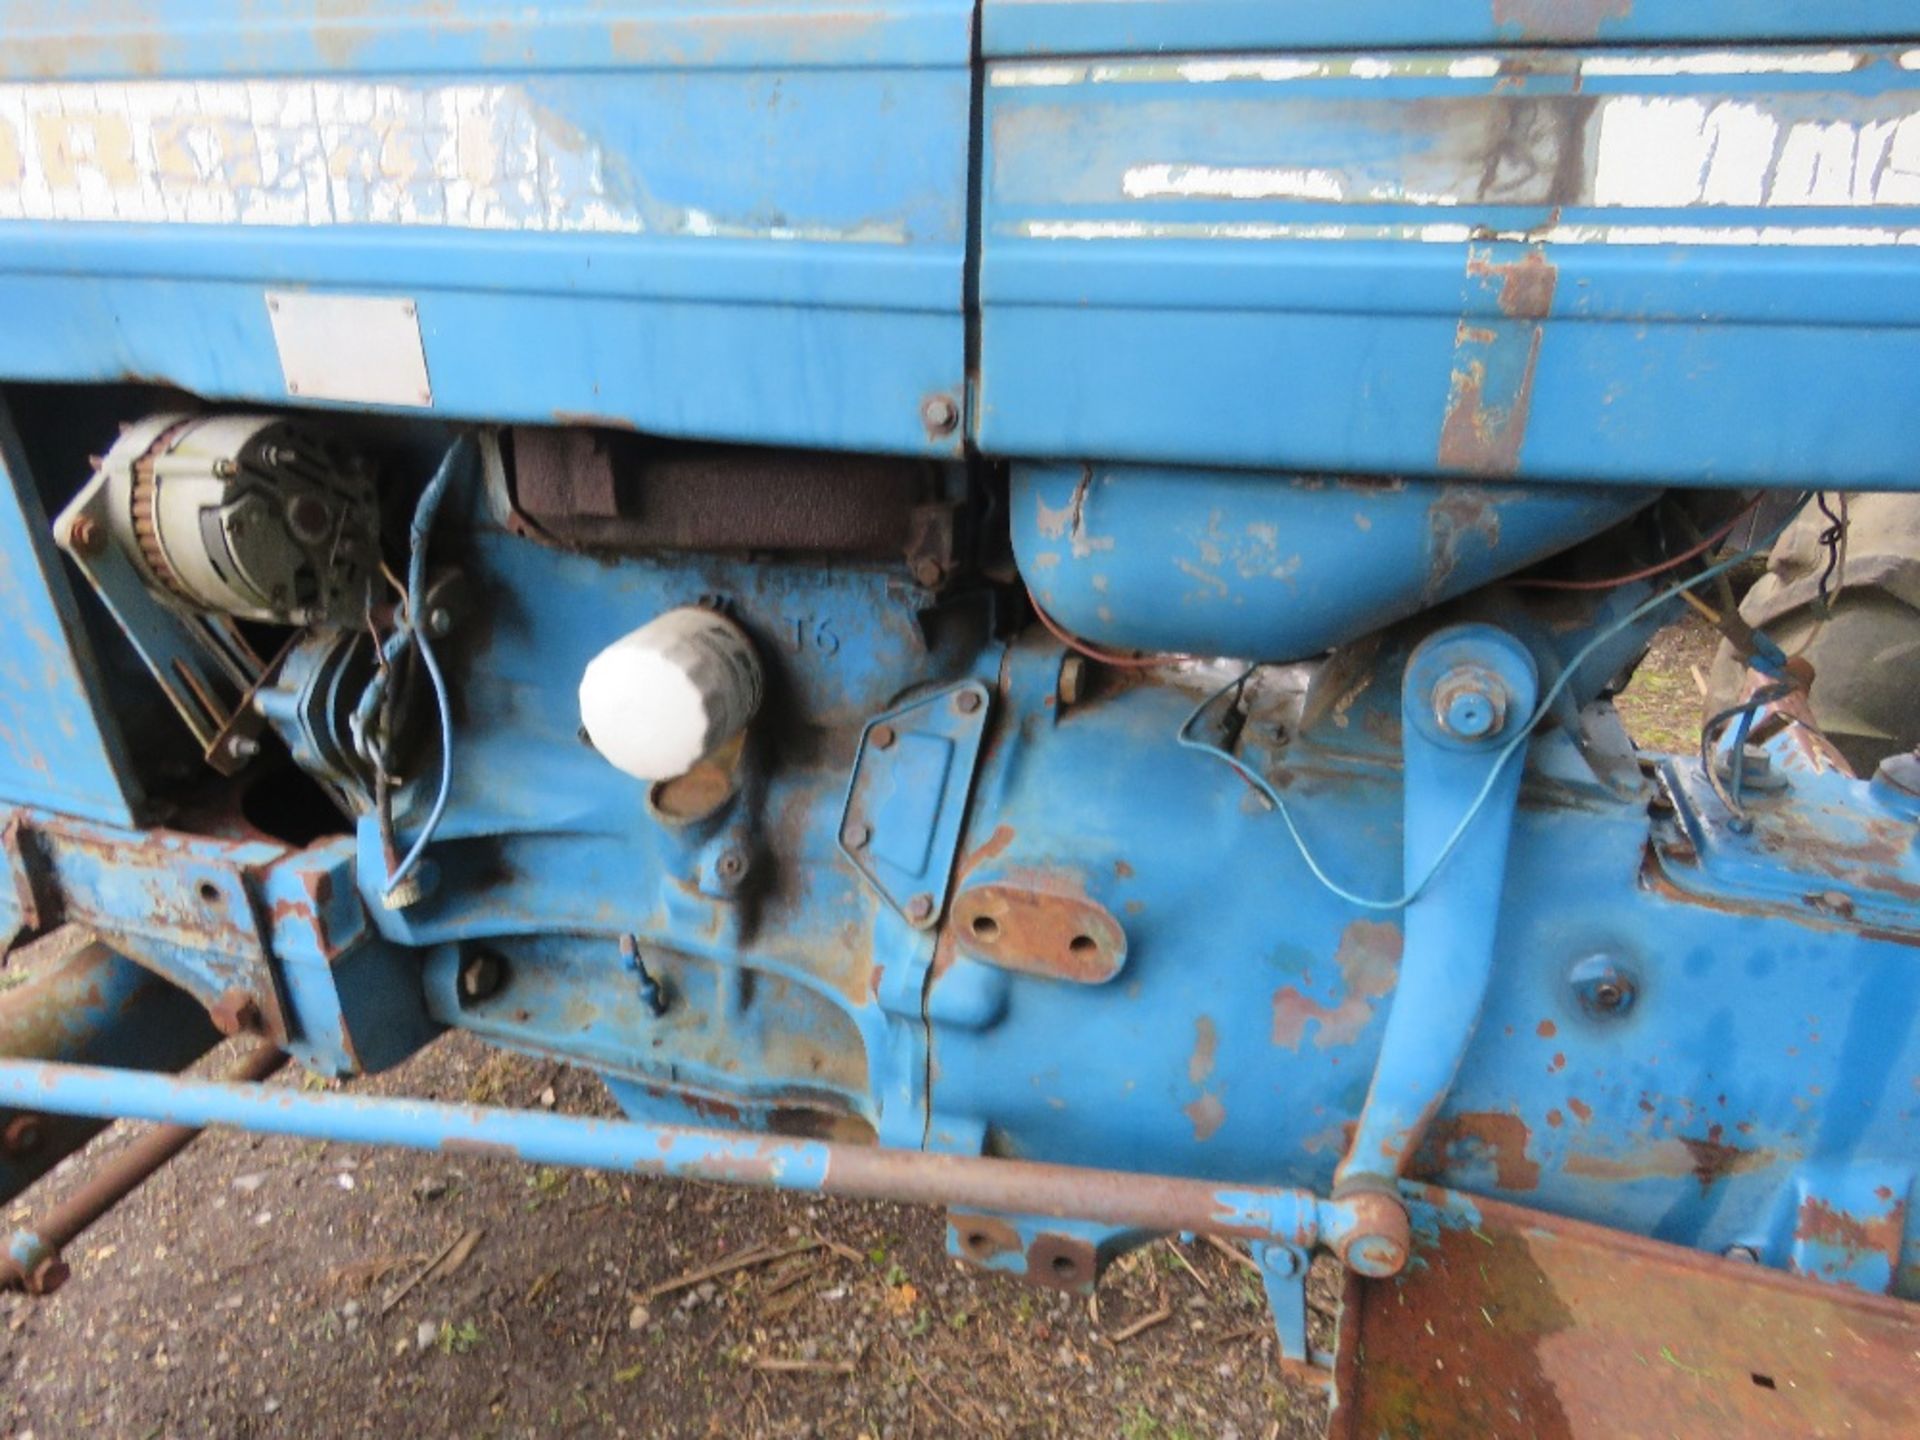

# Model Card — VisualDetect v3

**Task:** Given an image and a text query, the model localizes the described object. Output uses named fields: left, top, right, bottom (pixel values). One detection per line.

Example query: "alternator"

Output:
left=66, top=412, right=378, bottom=626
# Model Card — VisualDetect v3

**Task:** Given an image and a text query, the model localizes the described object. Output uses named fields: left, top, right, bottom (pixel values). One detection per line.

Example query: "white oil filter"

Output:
left=578, top=607, right=762, bottom=781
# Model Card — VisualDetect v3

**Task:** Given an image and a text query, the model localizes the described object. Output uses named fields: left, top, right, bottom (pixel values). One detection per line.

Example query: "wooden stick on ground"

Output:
left=640, top=1238, right=819, bottom=1303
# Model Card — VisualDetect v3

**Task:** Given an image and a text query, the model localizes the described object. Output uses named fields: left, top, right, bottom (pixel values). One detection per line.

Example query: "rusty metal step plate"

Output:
left=1329, top=1187, right=1920, bottom=1439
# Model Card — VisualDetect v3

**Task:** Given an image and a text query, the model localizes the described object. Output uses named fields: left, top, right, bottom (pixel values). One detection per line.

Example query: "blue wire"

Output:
left=378, top=435, right=472, bottom=899
left=1176, top=502, right=1806, bottom=912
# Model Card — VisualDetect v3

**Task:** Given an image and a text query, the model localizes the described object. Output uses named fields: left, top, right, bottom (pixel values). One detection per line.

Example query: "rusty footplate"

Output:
left=1329, top=1187, right=1920, bottom=1438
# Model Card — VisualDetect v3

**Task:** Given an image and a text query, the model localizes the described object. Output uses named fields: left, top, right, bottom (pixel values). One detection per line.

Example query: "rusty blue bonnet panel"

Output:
left=976, top=23, right=1920, bottom=485
left=0, top=0, right=974, bottom=456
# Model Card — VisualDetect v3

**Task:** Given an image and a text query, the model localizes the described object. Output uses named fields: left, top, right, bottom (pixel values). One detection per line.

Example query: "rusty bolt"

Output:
left=2, top=1115, right=44, bottom=1156
left=26, top=1256, right=70, bottom=1296
left=209, top=988, right=263, bottom=1037
left=920, top=394, right=959, bottom=436
left=911, top=557, right=945, bottom=588
left=842, top=821, right=871, bottom=851
left=954, top=689, right=983, bottom=716
left=67, top=514, right=105, bottom=556
left=1057, top=655, right=1086, bottom=707
left=458, top=951, right=505, bottom=1003
left=1432, top=666, right=1505, bottom=741
left=870, top=724, right=896, bottom=751
left=905, top=893, right=935, bottom=925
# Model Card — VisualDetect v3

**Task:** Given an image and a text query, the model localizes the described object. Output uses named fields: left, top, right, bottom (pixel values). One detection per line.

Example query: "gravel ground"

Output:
left=1, top=1020, right=1334, bottom=1440
left=0, top=621, right=1709, bottom=1440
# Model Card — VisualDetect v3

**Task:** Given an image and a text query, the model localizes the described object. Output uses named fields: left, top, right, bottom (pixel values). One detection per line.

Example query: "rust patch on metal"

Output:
left=1423, top=486, right=1503, bottom=601
left=1490, top=0, right=1634, bottom=40
left=1184, top=1092, right=1227, bottom=1143
left=1271, top=920, right=1402, bottom=1050
left=1565, top=1137, right=1772, bottom=1187
left=1417, top=1111, right=1541, bottom=1192
left=950, top=876, right=1126, bottom=984
left=951, top=1212, right=1022, bottom=1263
left=955, top=824, right=1016, bottom=882
left=1473, top=249, right=1559, bottom=319
left=1439, top=249, right=1557, bottom=477
left=1023, top=1232, right=1100, bottom=1294
left=1795, top=1196, right=1907, bottom=1268
left=1330, top=1186, right=1920, bottom=1439
left=1566, top=1097, right=1592, bottom=1125
left=440, top=1137, right=519, bottom=1161
left=1187, top=1017, right=1217, bottom=1086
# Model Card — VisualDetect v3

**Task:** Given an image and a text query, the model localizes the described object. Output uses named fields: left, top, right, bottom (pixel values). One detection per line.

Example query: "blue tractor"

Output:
left=2, top=2, right=1919, bottom=1431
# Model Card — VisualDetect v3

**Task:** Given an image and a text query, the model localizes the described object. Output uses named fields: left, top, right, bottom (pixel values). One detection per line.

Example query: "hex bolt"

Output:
left=1725, top=1244, right=1761, bottom=1264
left=870, top=724, right=897, bottom=751
left=67, top=514, right=105, bottom=556
left=1570, top=953, right=1637, bottom=1019
left=921, top=394, right=960, bottom=436
left=954, top=689, right=983, bottom=716
left=209, top=988, right=263, bottom=1037
left=1432, top=667, right=1505, bottom=740
left=1057, top=655, right=1086, bottom=707
left=458, top=951, right=505, bottom=1003
left=2, top=1114, right=44, bottom=1156
left=842, top=820, right=872, bottom=851
left=905, top=893, right=935, bottom=925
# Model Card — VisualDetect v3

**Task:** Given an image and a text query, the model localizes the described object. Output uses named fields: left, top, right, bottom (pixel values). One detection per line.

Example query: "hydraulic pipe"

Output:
left=2, top=1043, right=287, bottom=1293
left=0, top=1057, right=1404, bottom=1264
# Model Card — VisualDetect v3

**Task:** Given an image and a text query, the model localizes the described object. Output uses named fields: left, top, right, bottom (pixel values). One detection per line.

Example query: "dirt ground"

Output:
left=0, top=622, right=1713, bottom=1440
left=1, top=1020, right=1338, bottom=1440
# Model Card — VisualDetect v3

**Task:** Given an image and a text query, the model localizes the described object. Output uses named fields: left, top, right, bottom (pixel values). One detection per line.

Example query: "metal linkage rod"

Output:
left=3, top=1044, right=288, bottom=1293
left=0, top=1058, right=1403, bottom=1268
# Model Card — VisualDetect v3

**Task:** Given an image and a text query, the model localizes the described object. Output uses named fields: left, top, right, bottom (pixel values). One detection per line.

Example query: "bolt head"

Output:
left=920, top=394, right=959, bottom=436
left=716, top=849, right=747, bottom=881
left=911, top=557, right=945, bottom=588
left=954, top=689, right=983, bottom=716
left=1433, top=669, right=1505, bottom=740
left=905, top=893, right=935, bottom=924
left=458, top=953, right=505, bottom=1002
left=842, top=821, right=871, bottom=851
left=870, top=724, right=896, bottom=751
left=67, top=514, right=105, bottom=556
left=1570, top=953, right=1637, bottom=1019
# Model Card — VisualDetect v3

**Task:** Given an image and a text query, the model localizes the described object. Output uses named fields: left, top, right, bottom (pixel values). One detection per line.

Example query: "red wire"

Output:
left=1024, top=585, right=1180, bottom=669
left=1509, top=497, right=1761, bottom=592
